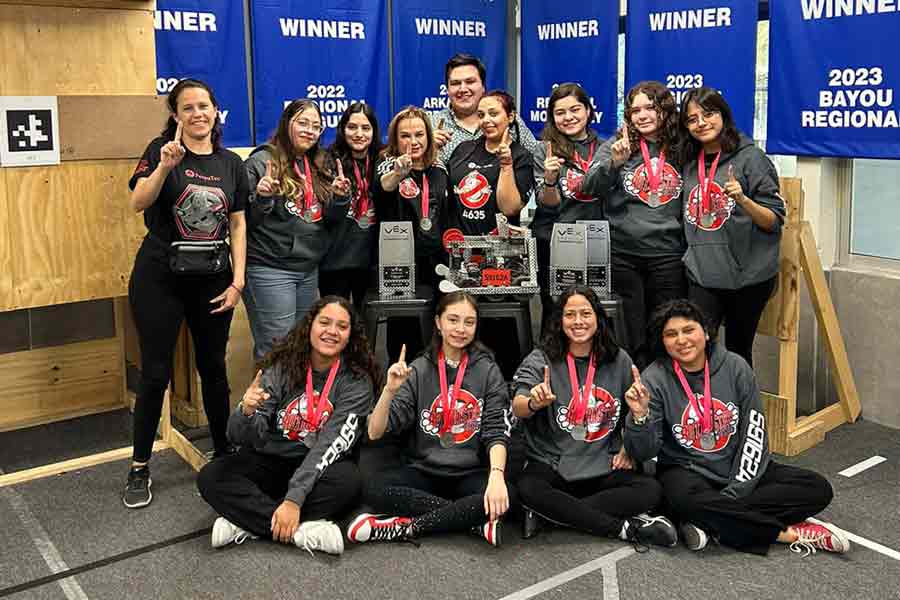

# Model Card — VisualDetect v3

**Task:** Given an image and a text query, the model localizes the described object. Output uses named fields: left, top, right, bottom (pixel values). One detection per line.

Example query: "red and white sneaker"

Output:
left=472, top=520, right=502, bottom=547
left=347, top=513, right=413, bottom=543
left=789, top=521, right=851, bottom=556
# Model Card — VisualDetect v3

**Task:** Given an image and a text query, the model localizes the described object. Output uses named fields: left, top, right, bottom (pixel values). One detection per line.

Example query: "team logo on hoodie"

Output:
left=277, top=393, right=334, bottom=441
left=623, top=160, right=682, bottom=207
left=561, top=168, right=593, bottom=202
left=684, top=182, right=735, bottom=231
left=673, top=397, right=739, bottom=453
left=399, top=177, right=420, bottom=199
left=455, top=171, right=492, bottom=209
left=555, top=385, right=621, bottom=443
left=420, top=387, right=483, bottom=445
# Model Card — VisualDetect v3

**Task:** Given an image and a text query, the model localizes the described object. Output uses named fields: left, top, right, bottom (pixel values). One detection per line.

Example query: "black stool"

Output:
left=476, top=296, right=535, bottom=366
left=364, top=287, right=434, bottom=352
left=599, top=296, right=630, bottom=350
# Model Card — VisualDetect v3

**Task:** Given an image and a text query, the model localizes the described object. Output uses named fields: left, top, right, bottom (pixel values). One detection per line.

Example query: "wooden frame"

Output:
left=758, top=178, right=861, bottom=455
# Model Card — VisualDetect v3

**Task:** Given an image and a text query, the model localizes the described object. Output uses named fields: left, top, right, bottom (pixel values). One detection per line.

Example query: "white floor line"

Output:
left=809, top=517, right=900, bottom=561
left=0, top=469, right=89, bottom=600
left=497, top=546, right=634, bottom=600
left=838, top=455, right=887, bottom=477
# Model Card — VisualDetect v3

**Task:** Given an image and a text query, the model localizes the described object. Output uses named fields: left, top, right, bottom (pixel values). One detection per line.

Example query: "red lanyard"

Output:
left=304, top=358, right=340, bottom=430
left=352, top=156, right=370, bottom=216
left=566, top=353, right=596, bottom=425
left=571, top=141, right=596, bottom=173
left=437, top=350, right=468, bottom=435
left=696, top=150, right=721, bottom=220
left=419, top=171, right=430, bottom=221
left=673, top=359, right=712, bottom=433
left=293, top=156, right=316, bottom=211
left=639, top=138, right=667, bottom=194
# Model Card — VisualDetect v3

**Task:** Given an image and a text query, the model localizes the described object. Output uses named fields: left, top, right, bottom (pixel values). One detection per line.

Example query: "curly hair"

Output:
left=674, top=86, right=743, bottom=167
left=265, top=99, right=336, bottom=205
left=646, top=298, right=714, bottom=363
left=162, top=78, right=223, bottom=151
left=258, top=296, right=378, bottom=390
left=619, top=80, right=682, bottom=164
left=381, top=106, right=438, bottom=169
left=540, top=285, right=620, bottom=367
left=540, top=82, right=596, bottom=162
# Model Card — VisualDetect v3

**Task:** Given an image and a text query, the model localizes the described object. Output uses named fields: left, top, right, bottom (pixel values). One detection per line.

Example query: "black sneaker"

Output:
left=522, top=508, right=542, bottom=540
left=625, top=514, right=678, bottom=549
left=205, top=444, right=238, bottom=461
left=679, top=522, right=710, bottom=551
left=122, top=466, right=152, bottom=509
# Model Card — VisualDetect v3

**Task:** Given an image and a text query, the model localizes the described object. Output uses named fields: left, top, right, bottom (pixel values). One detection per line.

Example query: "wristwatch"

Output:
left=632, top=410, right=649, bottom=425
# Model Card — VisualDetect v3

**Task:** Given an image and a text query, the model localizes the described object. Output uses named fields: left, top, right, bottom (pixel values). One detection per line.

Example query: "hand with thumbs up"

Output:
left=433, top=117, right=451, bottom=150
left=160, top=120, right=186, bottom=171
left=241, top=370, right=270, bottom=416
left=610, top=122, right=632, bottom=168
left=723, top=163, right=746, bottom=204
left=624, top=365, right=650, bottom=417
left=256, top=159, right=280, bottom=198
left=385, top=344, right=413, bottom=394
left=330, top=157, right=352, bottom=197
left=528, top=365, right=557, bottom=412
left=543, top=141, right=562, bottom=186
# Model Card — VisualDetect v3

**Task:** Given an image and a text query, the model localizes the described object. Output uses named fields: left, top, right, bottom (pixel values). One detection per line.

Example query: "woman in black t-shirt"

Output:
left=125, top=79, right=248, bottom=509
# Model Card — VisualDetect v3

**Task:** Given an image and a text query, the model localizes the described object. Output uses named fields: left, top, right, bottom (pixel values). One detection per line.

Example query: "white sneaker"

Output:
left=211, top=517, right=255, bottom=549
left=293, top=520, right=344, bottom=556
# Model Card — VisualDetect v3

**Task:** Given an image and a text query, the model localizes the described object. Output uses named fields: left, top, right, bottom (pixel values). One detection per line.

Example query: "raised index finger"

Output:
left=621, top=122, right=630, bottom=147
left=265, top=160, right=273, bottom=178
left=174, top=119, right=184, bottom=144
left=335, top=159, right=345, bottom=179
left=631, top=365, right=642, bottom=386
left=398, top=343, right=407, bottom=364
left=437, top=118, right=445, bottom=130
left=253, top=369, right=263, bottom=387
left=545, top=141, right=552, bottom=158
left=543, top=365, right=550, bottom=386
left=727, top=163, right=736, bottom=182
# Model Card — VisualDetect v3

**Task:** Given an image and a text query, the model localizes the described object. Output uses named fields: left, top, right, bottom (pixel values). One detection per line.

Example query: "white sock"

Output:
left=619, top=520, right=630, bottom=540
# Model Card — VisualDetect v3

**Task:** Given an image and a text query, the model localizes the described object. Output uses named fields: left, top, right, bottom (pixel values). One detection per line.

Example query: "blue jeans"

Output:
left=243, top=263, right=318, bottom=361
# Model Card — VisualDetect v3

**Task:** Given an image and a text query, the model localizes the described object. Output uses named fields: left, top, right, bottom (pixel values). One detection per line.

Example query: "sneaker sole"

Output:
left=822, top=523, right=851, bottom=553
left=679, top=523, right=707, bottom=551
left=122, top=478, right=153, bottom=509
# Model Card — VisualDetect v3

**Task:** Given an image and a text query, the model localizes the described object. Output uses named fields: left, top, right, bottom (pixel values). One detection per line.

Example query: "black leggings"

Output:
left=319, top=267, right=372, bottom=307
left=198, top=448, right=362, bottom=537
left=517, top=460, right=663, bottom=537
left=658, top=462, right=833, bottom=555
left=128, top=240, right=233, bottom=462
left=688, top=277, right=777, bottom=368
left=364, top=465, right=518, bottom=537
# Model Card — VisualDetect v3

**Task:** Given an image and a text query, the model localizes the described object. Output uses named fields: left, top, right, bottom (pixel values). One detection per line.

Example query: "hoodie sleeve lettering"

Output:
left=285, top=372, right=372, bottom=507
left=721, top=359, right=770, bottom=499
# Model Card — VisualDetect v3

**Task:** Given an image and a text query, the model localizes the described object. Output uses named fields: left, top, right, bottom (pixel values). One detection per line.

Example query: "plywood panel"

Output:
left=0, top=170, right=12, bottom=311
left=7, top=160, right=146, bottom=309
left=0, top=338, right=122, bottom=431
left=0, top=5, right=155, bottom=96
left=58, top=95, right=167, bottom=161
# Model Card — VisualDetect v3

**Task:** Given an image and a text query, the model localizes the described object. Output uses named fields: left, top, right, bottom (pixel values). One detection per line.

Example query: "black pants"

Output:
left=517, top=460, right=663, bottom=537
left=688, top=277, right=777, bottom=368
left=613, top=252, right=686, bottom=369
left=536, top=238, right=555, bottom=337
left=364, top=465, right=518, bottom=537
left=319, top=267, right=372, bottom=307
left=128, top=240, right=233, bottom=463
left=197, top=448, right=362, bottom=538
left=658, top=462, right=833, bottom=555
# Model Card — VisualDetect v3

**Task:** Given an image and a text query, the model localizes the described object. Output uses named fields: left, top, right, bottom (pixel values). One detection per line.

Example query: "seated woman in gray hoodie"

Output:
left=624, top=299, right=849, bottom=556
left=352, top=291, right=515, bottom=547
left=676, top=87, right=785, bottom=368
left=512, top=285, right=676, bottom=548
left=197, top=296, right=376, bottom=556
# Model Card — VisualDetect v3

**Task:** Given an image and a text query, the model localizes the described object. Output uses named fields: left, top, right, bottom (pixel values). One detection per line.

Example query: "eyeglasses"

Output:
left=293, top=119, right=322, bottom=134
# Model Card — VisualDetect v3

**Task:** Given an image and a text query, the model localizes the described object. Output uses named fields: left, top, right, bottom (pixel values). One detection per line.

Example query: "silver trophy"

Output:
left=549, top=223, right=588, bottom=298
left=378, top=221, right=416, bottom=299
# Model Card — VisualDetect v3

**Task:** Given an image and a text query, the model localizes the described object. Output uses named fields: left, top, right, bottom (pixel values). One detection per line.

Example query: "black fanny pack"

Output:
left=168, top=240, right=230, bottom=274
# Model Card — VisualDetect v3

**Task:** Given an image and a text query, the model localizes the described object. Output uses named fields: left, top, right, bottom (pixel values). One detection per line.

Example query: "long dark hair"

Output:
left=331, top=101, right=383, bottom=164
left=540, top=285, right=620, bottom=367
left=675, top=86, right=742, bottom=166
left=540, top=83, right=596, bottom=162
left=425, top=291, right=491, bottom=361
left=646, top=298, right=714, bottom=364
left=161, top=78, right=223, bottom=151
left=259, top=296, right=378, bottom=390
left=266, top=99, right=335, bottom=205
left=479, top=89, right=521, bottom=145
left=620, top=80, right=681, bottom=162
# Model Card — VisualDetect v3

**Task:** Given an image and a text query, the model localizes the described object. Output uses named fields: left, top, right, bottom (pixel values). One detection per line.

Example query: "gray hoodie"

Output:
left=388, top=347, right=510, bottom=476
left=582, top=138, right=685, bottom=257
left=681, top=135, right=785, bottom=289
left=227, top=360, right=372, bottom=507
left=244, top=147, right=350, bottom=272
left=624, top=342, right=770, bottom=499
left=513, top=348, right=633, bottom=481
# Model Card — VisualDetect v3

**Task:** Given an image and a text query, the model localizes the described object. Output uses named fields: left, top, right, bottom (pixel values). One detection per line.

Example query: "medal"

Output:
left=357, top=214, right=370, bottom=228
left=640, top=138, right=667, bottom=207
left=696, top=149, right=722, bottom=228
left=302, top=358, right=341, bottom=443
left=294, top=156, right=316, bottom=217
left=420, top=216, right=433, bottom=231
left=566, top=352, right=596, bottom=442
left=437, top=350, right=469, bottom=448
left=352, top=156, right=371, bottom=228
left=418, top=172, right=431, bottom=232
left=673, top=358, right=716, bottom=451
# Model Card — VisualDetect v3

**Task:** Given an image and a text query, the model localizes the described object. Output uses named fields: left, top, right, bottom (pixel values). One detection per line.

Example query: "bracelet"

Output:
left=490, top=466, right=505, bottom=474
left=527, top=397, right=538, bottom=413
left=632, top=410, right=649, bottom=425
left=229, top=283, right=244, bottom=294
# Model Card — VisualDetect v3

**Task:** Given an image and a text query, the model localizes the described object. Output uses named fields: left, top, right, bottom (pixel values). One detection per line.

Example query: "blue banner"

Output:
left=250, top=0, right=391, bottom=147
left=766, top=1, right=900, bottom=159
left=154, top=1, right=252, bottom=147
left=520, top=0, right=618, bottom=138
left=625, top=0, right=757, bottom=135
left=391, top=0, right=507, bottom=117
